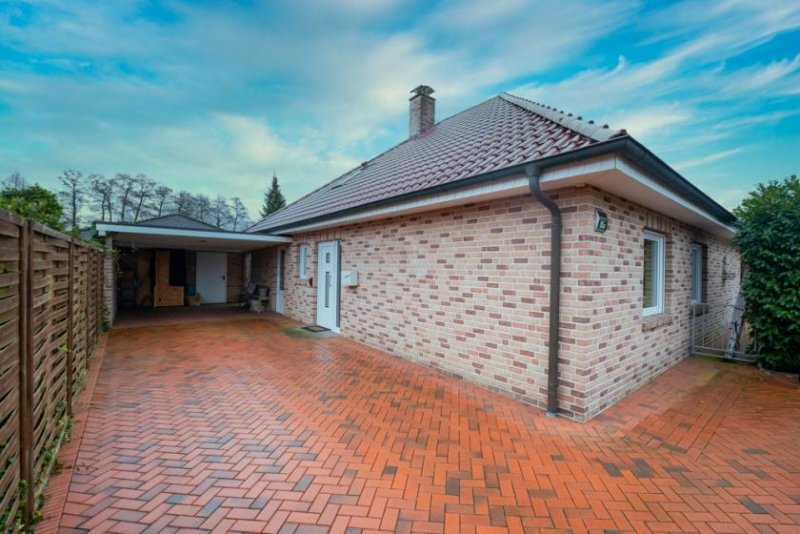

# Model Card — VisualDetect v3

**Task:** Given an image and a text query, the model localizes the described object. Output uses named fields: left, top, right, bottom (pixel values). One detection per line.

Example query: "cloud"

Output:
left=674, top=147, right=747, bottom=171
left=0, top=0, right=798, bottom=221
left=610, top=104, right=693, bottom=138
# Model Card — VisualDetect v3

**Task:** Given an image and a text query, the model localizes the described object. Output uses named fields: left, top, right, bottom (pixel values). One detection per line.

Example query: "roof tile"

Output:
left=249, top=93, right=621, bottom=232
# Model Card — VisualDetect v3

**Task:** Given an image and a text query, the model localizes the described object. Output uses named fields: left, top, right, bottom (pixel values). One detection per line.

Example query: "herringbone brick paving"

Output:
left=42, top=317, right=800, bottom=533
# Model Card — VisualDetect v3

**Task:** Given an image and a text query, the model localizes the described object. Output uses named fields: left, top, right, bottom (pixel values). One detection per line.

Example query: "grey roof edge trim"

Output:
left=254, top=136, right=736, bottom=234
left=92, top=220, right=227, bottom=233
left=136, top=213, right=218, bottom=229
left=499, top=93, right=623, bottom=142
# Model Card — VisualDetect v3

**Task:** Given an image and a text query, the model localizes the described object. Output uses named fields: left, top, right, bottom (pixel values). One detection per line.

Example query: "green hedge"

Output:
left=734, top=175, right=800, bottom=375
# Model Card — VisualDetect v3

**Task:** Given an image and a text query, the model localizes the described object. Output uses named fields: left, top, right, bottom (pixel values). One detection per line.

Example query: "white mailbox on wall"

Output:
left=341, top=269, right=358, bottom=287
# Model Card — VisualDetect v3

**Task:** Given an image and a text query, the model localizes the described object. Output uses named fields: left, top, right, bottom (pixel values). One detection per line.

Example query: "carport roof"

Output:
left=96, top=221, right=290, bottom=252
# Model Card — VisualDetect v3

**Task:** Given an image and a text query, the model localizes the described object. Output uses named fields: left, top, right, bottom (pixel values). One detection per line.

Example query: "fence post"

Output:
left=66, top=240, right=75, bottom=416
left=17, top=220, right=34, bottom=526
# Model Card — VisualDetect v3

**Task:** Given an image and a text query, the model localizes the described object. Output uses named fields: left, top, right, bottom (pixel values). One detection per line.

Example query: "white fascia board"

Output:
left=96, top=223, right=292, bottom=243
left=611, top=157, right=737, bottom=238
left=274, top=154, right=736, bottom=240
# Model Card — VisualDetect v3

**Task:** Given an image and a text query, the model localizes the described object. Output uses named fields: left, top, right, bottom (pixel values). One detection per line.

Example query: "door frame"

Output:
left=275, top=247, right=286, bottom=314
left=316, top=240, right=340, bottom=332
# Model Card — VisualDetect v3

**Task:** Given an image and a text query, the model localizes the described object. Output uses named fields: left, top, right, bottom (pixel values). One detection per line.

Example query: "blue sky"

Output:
left=0, top=0, right=798, bottom=216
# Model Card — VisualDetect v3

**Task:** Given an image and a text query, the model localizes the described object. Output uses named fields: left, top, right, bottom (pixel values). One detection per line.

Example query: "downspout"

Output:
left=525, top=164, right=562, bottom=417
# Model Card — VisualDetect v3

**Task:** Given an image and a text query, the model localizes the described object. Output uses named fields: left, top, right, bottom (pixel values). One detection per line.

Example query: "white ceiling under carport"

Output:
left=95, top=223, right=291, bottom=252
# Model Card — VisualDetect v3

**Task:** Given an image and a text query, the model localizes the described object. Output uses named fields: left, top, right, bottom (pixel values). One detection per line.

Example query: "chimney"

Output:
left=409, top=85, right=435, bottom=137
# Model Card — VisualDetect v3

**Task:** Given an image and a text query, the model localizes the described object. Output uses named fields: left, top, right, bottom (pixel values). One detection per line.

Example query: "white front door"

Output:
left=316, top=241, right=340, bottom=330
left=275, top=248, right=286, bottom=314
left=196, top=252, right=227, bottom=304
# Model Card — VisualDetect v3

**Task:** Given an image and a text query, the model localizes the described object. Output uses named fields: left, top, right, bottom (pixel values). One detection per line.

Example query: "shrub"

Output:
left=0, top=184, right=65, bottom=230
left=734, top=175, right=800, bottom=376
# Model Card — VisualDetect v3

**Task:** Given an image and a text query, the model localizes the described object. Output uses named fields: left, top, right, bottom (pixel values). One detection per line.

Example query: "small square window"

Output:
left=298, top=244, right=308, bottom=279
left=643, top=231, right=666, bottom=316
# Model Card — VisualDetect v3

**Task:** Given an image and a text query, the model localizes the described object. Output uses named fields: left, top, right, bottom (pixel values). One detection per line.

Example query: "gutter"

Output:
left=255, top=135, right=736, bottom=235
left=525, top=164, right=562, bottom=417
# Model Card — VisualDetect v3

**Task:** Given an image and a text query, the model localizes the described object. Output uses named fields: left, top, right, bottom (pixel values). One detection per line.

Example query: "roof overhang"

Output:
left=253, top=136, right=737, bottom=240
left=265, top=154, right=737, bottom=240
left=96, top=223, right=291, bottom=252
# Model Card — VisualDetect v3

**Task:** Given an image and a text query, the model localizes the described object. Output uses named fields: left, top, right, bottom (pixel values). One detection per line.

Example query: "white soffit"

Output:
left=97, top=224, right=291, bottom=252
left=551, top=156, right=737, bottom=239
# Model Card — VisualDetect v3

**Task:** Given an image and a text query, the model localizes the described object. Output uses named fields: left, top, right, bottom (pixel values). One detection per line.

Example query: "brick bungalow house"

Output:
left=243, top=86, right=741, bottom=422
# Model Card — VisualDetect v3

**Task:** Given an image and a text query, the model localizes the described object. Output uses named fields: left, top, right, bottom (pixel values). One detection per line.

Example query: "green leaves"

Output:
left=735, top=175, right=800, bottom=373
left=0, top=184, right=65, bottom=231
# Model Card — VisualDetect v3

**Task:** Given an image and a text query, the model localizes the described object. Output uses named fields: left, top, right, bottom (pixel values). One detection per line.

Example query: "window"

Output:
left=298, top=244, right=308, bottom=279
left=691, top=244, right=704, bottom=304
left=643, top=230, right=665, bottom=316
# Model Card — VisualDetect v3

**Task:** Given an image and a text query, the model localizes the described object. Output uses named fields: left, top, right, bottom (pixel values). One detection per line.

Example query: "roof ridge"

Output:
left=499, top=93, right=624, bottom=143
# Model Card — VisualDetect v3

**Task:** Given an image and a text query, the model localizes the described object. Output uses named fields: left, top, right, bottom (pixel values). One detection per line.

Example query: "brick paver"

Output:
left=43, top=317, right=800, bottom=533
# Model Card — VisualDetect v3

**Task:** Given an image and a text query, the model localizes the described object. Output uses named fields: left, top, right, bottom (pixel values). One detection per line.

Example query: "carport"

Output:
left=96, top=216, right=290, bottom=324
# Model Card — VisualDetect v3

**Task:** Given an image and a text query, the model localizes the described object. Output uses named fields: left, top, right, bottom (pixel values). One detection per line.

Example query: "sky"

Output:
left=0, top=0, right=798, bottom=217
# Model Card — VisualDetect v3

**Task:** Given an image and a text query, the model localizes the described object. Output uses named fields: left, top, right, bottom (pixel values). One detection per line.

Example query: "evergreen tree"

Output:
left=260, top=173, right=286, bottom=217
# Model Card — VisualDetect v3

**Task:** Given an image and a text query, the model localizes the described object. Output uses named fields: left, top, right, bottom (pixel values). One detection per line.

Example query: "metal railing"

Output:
left=690, top=294, right=756, bottom=363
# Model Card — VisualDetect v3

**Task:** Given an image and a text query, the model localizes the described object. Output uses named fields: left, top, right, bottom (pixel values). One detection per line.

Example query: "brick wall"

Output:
left=251, top=247, right=278, bottom=311
left=252, top=187, right=740, bottom=421
left=573, top=187, right=740, bottom=419
left=226, top=252, right=245, bottom=304
left=275, top=190, right=590, bottom=417
left=104, top=236, right=116, bottom=325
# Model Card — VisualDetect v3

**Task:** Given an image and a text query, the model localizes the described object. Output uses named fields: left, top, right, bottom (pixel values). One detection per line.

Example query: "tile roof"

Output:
left=136, top=214, right=219, bottom=231
left=249, top=93, right=623, bottom=233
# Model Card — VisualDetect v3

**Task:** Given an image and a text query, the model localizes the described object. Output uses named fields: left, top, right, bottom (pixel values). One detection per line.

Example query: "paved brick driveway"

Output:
left=43, top=317, right=800, bottom=533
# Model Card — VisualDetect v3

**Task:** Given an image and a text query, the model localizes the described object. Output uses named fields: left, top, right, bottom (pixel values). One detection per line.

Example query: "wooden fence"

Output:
left=0, top=208, right=105, bottom=530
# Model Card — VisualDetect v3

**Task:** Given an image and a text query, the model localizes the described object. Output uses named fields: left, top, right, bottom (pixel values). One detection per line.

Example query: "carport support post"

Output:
left=103, top=235, right=115, bottom=327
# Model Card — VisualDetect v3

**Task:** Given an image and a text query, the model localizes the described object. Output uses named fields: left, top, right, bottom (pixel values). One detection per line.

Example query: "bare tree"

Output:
left=130, top=173, right=155, bottom=222
left=211, top=195, right=231, bottom=228
left=174, top=191, right=193, bottom=216
left=192, top=194, right=212, bottom=224
left=57, top=170, right=85, bottom=231
left=89, top=174, right=116, bottom=222
left=153, top=185, right=173, bottom=217
left=230, top=197, right=250, bottom=231
left=115, top=173, right=136, bottom=222
left=3, top=171, right=26, bottom=190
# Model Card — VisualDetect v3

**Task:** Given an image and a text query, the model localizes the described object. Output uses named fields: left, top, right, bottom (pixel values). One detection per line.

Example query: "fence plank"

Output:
left=0, top=211, right=21, bottom=531
left=29, top=229, right=69, bottom=494
left=0, top=209, right=104, bottom=529
left=19, top=220, right=34, bottom=525
left=66, top=241, right=74, bottom=416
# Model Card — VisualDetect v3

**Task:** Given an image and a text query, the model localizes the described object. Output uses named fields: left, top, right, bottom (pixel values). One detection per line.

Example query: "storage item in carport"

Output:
left=249, top=297, right=269, bottom=313
left=154, top=249, right=184, bottom=307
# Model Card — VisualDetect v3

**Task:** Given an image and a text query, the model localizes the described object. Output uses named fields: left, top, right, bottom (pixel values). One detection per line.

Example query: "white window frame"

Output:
left=643, top=230, right=666, bottom=317
left=691, top=244, right=703, bottom=304
left=298, top=243, right=308, bottom=279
